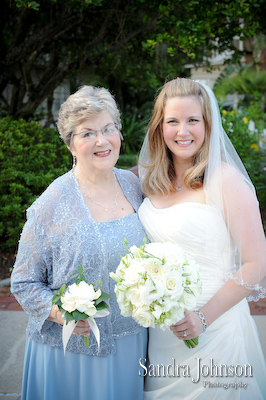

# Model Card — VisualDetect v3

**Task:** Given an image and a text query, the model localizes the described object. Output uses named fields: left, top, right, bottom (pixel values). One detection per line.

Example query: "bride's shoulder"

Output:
left=221, top=163, right=245, bottom=186
left=220, top=163, right=255, bottom=202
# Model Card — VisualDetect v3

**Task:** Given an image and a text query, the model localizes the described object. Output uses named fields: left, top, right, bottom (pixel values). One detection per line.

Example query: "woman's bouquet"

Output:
left=52, top=266, right=110, bottom=353
left=110, top=240, right=202, bottom=348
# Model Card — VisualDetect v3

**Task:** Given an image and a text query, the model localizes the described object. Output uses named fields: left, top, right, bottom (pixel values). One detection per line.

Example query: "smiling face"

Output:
left=162, top=96, right=205, bottom=166
left=70, top=111, right=121, bottom=175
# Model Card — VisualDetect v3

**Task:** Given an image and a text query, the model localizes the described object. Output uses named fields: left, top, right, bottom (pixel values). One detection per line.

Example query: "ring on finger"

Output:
left=184, top=330, right=187, bottom=337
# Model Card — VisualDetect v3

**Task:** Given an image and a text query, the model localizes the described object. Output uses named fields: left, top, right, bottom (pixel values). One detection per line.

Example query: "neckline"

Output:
left=71, top=168, right=136, bottom=223
left=144, top=197, right=213, bottom=211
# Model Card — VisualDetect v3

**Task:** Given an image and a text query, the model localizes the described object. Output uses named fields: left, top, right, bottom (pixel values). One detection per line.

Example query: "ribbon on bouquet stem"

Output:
left=61, top=309, right=110, bottom=354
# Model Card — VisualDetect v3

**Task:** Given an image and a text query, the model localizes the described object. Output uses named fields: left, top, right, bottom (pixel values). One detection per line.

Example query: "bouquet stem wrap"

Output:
left=62, top=309, right=110, bottom=354
left=52, top=266, right=110, bottom=355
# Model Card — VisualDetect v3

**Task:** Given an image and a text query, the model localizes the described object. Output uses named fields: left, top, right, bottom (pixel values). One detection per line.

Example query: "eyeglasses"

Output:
left=74, top=123, right=119, bottom=141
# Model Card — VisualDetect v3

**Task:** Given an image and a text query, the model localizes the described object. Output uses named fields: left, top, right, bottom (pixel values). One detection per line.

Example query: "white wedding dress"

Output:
left=138, top=198, right=266, bottom=399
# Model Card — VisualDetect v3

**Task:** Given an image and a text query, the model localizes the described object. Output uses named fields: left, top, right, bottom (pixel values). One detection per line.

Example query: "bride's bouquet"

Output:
left=110, top=240, right=202, bottom=348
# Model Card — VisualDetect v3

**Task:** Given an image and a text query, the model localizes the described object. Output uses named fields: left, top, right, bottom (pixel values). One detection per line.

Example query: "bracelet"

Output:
left=195, top=310, right=208, bottom=331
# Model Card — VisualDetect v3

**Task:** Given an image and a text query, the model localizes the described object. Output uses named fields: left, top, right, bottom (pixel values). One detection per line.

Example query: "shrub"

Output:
left=122, top=108, right=151, bottom=151
left=0, top=117, right=71, bottom=253
left=221, top=101, right=266, bottom=208
left=117, top=154, right=139, bottom=169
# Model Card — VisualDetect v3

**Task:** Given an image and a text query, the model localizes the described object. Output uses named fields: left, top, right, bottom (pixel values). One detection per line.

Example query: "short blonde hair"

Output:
left=57, top=85, right=121, bottom=148
left=141, top=78, right=212, bottom=195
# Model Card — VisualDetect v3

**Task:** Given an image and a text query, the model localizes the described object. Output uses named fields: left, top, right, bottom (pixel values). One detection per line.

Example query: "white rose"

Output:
left=144, top=243, right=166, bottom=260
left=162, top=270, right=184, bottom=299
left=126, top=287, right=145, bottom=308
left=160, top=242, right=186, bottom=265
left=123, top=259, right=146, bottom=286
left=180, top=290, right=198, bottom=310
left=162, top=261, right=181, bottom=274
left=61, top=281, right=101, bottom=316
left=145, top=258, right=163, bottom=278
left=132, top=306, right=155, bottom=328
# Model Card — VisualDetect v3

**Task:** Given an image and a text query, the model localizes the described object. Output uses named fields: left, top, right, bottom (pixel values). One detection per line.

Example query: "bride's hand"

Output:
left=170, top=310, right=204, bottom=340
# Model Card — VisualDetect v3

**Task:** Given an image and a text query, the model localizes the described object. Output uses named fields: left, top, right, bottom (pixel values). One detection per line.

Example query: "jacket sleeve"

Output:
left=11, top=204, right=54, bottom=333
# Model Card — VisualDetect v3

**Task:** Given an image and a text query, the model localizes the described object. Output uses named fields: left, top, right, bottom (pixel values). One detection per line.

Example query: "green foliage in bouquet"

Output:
left=52, top=266, right=110, bottom=346
left=111, top=238, right=202, bottom=349
left=52, top=266, right=110, bottom=324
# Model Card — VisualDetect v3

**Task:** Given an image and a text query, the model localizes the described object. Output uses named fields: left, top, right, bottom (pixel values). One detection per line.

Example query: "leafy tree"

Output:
left=214, top=68, right=266, bottom=110
left=1, top=0, right=264, bottom=121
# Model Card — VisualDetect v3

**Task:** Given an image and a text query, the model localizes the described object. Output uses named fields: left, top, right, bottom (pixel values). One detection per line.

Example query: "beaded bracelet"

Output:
left=195, top=310, right=208, bottom=331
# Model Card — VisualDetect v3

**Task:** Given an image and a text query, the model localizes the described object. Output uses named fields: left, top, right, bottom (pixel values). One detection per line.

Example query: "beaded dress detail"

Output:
left=11, top=167, right=147, bottom=356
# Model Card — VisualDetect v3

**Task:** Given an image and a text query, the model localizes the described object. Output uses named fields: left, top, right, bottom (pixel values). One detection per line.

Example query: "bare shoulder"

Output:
left=220, top=163, right=258, bottom=214
left=221, top=162, right=242, bottom=182
left=221, top=163, right=253, bottom=194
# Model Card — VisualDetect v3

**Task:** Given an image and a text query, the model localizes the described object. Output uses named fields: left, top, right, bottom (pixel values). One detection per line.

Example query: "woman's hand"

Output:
left=48, top=305, right=91, bottom=337
left=170, top=310, right=204, bottom=340
left=73, top=319, right=91, bottom=337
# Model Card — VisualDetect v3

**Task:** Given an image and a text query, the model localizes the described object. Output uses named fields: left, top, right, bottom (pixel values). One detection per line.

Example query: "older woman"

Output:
left=11, top=86, right=148, bottom=400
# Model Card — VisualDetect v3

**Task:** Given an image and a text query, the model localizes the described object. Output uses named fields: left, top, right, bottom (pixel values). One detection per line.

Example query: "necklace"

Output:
left=176, top=184, right=183, bottom=192
left=78, top=172, right=119, bottom=214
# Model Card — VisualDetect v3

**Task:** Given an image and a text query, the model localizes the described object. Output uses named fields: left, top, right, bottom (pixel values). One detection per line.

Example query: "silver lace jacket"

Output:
left=11, top=167, right=147, bottom=356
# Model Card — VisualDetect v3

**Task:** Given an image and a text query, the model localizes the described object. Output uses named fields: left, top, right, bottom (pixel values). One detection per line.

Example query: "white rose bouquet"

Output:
left=110, top=240, right=202, bottom=348
left=52, top=266, right=110, bottom=353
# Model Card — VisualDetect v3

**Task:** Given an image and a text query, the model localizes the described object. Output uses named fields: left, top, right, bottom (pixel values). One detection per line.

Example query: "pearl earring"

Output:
left=72, top=155, right=77, bottom=169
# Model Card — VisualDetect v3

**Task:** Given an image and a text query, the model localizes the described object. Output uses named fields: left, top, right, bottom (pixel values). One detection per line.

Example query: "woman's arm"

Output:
left=11, top=208, right=55, bottom=332
left=171, top=167, right=266, bottom=339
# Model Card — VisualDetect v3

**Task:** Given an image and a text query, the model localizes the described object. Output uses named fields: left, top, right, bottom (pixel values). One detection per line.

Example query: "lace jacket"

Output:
left=11, top=167, right=147, bottom=356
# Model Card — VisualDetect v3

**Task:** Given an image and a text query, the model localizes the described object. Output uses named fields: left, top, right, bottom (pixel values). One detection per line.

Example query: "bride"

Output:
left=138, top=78, right=266, bottom=399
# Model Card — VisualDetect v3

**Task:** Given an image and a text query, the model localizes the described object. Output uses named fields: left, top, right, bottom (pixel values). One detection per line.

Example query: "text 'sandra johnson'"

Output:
left=139, top=357, right=252, bottom=383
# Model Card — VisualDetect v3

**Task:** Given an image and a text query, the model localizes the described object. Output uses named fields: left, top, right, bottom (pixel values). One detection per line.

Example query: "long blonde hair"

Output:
left=140, top=78, right=212, bottom=195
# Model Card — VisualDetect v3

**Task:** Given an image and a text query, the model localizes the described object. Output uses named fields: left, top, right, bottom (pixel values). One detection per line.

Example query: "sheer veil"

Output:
left=138, top=80, right=266, bottom=301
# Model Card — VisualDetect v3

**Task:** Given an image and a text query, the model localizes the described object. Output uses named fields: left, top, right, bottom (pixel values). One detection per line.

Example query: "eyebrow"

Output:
left=164, top=115, right=202, bottom=120
left=77, top=122, right=114, bottom=132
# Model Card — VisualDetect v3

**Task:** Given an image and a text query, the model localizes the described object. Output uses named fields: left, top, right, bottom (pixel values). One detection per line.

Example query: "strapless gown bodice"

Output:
left=138, top=198, right=266, bottom=399
left=139, top=198, right=233, bottom=307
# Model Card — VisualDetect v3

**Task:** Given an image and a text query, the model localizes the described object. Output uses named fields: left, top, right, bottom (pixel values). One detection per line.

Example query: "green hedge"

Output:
left=0, top=117, right=71, bottom=253
left=1, top=104, right=265, bottom=256
left=221, top=101, right=266, bottom=208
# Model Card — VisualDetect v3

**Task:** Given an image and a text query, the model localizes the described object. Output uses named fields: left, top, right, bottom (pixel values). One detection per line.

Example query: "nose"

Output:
left=95, top=131, right=109, bottom=145
left=177, top=123, right=188, bottom=136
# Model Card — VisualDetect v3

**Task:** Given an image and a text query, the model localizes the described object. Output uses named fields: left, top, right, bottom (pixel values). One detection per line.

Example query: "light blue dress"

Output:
left=11, top=168, right=148, bottom=400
